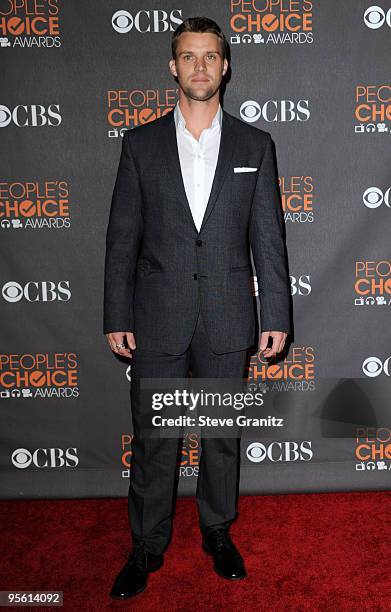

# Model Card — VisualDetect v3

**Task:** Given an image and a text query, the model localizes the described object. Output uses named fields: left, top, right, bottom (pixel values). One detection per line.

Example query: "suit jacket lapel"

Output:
left=162, top=110, right=197, bottom=231
left=162, top=108, right=237, bottom=234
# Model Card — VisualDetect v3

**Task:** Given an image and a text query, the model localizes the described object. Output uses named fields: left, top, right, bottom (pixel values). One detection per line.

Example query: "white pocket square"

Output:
left=233, top=166, right=258, bottom=173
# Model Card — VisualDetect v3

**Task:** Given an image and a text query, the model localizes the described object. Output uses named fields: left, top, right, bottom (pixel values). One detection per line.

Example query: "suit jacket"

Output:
left=103, top=107, right=292, bottom=354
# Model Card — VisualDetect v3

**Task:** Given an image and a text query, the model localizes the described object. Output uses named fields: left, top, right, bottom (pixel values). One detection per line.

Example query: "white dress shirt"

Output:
left=173, top=101, right=222, bottom=232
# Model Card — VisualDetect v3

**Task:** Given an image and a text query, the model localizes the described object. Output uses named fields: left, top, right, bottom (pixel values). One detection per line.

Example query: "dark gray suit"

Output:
left=103, top=107, right=292, bottom=352
left=103, top=107, right=292, bottom=554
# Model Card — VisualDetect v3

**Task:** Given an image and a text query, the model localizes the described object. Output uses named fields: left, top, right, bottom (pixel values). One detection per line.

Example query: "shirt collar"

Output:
left=173, top=101, right=222, bottom=132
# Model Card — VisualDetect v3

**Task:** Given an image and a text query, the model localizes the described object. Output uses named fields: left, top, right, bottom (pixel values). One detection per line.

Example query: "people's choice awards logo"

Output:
left=0, top=1, right=61, bottom=48
left=363, top=6, right=391, bottom=29
left=120, top=432, right=199, bottom=478
left=249, top=345, right=315, bottom=389
left=354, top=260, right=391, bottom=306
left=362, top=356, right=391, bottom=377
left=280, top=174, right=314, bottom=223
left=354, top=85, right=391, bottom=134
left=229, top=0, right=313, bottom=46
left=0, top=180, right=71, bottom=230
left=240, top=99, right=310, bottom=123
left=0, top=353, right=79, bottom=400
left=107, top=87, right=176, bottom=137
left=112, top=9, right=182, bottom=33
left=355, top=428, right=391, bottom=472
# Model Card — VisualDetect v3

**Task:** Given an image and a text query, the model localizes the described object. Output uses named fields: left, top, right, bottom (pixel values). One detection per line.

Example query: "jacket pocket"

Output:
left=137, top=260, right=162, bottom=275
left=230, top=264, right=251, bottom=272
left=147, top=267, right=162, bottom=275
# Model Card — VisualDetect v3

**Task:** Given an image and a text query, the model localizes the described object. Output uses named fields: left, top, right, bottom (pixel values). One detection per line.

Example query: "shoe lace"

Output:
left=210, top=528, right=227, bottom=550
left=130, top=542, right=148, bottom=570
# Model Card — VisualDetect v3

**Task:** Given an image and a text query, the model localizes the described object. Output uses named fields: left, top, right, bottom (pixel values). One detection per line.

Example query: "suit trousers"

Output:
left=127, top=306, right=250, bottom=555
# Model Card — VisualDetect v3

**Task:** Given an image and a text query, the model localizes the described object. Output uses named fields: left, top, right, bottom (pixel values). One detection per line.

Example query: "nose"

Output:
left=194, top=58, right=206, bottom=71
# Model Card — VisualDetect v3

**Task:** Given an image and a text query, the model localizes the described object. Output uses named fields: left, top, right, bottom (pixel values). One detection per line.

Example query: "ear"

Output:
left=222, top=58, right=228, bottom=76
left=169, top=58, right=177, bottom=77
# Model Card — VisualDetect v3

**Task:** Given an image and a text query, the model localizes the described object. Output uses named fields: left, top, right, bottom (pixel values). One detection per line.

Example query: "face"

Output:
left=169, top=32, right=228, bottom=102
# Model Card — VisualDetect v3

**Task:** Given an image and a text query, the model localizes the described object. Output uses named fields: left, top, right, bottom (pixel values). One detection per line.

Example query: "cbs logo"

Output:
left=362, top=356, right=391, bottom=377
left=2, top=281, right=71, bottom=303
left=364, top=6, right=391, bottom=29
left=363, top=187, right=391, bottom=209
left=291, top=275, right=311, bottom=296
left=112, top=9, right=182, bottom=33
left=12, top=447, right=79, bottom=469
left=0, top=104, right=61, bottom=127
left=246, top=441, right=313, bottom=463
left=240, top=99, right=310, bottom=123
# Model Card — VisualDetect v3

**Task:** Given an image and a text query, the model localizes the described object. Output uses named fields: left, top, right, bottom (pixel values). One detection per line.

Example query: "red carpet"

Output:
left=2, top=492, right=391, bottom=611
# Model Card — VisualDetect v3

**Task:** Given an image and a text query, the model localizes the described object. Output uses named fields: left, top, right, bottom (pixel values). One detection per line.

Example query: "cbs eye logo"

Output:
left=0, top=104, right=11, bottom=127
left=112, top=10, right=134, bottom=33
left=240, top=100, right=262, bottom=123
left=247, top=442, right=267, bottom=462
left=364, top=6, right=391, bottom=29
left=362, top=356, right=391, bottom=377
left=363, top=187, right=391, bottom=209
left=12, top=448, right=32, bottom=469
left=2, top=281, right=23, bottom=302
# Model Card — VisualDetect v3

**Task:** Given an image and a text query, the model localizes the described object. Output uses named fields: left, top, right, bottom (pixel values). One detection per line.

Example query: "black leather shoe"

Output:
left=109, top=543, right=164, bottom=599
left=202, top=527, right=247, bottom=580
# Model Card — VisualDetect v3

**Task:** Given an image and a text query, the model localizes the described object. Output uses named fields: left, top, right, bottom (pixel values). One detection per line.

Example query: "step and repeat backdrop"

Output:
left=1, top=2, right=390, bottom=499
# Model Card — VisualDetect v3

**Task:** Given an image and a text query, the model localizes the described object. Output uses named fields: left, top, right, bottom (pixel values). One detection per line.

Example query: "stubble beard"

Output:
left=180, top=80, right=219, bottom=102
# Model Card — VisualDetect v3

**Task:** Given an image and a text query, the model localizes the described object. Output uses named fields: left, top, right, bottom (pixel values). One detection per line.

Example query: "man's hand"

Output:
left=106, top=331, right=136, bottom=359
left=259, top=331, right=287, bottom=358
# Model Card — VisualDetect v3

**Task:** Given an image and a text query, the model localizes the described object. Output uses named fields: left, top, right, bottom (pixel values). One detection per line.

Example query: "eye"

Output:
left=206, top=54, right=216, bottom=61
left=183, top=54, right=193, bottom=60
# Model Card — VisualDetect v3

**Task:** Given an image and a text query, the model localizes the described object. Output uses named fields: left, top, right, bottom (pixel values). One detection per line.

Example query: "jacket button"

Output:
left=196, top=239, right=203, bottom=246
left=193, top=273, right=198, bottom=280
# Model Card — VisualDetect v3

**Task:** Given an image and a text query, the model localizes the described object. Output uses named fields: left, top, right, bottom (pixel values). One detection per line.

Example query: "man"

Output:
left=104, top=16, right=291, bottom=599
